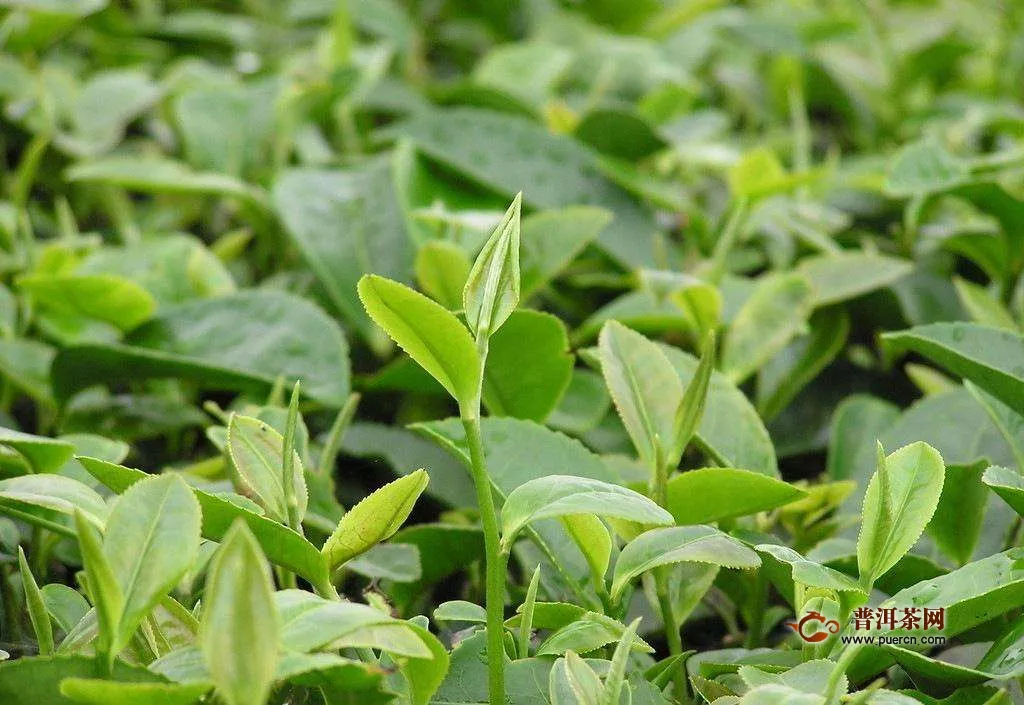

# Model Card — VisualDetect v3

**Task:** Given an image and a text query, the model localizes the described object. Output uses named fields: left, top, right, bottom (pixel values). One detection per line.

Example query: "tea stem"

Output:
left=655, top=570, right=689, bottom=702
left=462, top=414, right=506, bottom=705
left=706, top=197, right=750, bottom=284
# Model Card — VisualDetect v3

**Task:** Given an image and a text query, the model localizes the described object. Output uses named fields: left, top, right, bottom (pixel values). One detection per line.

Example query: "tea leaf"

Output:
left=393, top=108, right=659, bottom=267
left=881, top=323, right=1024, bottom=414
left=0, top=427, right=75, bottom=474
left=0, top=474, right=108, bottom=531
left=983, top=466, right=1024, bottom=516
left=18, top=274, right=156, bottom=331
left=661, top=344, right=779, bottom=477
left=227, top=414, right=307, bottom=526
left=857, top=442, right=945, bottom=588
left=611, top=526, right=760, bottom=600
left=358, top=274, right=480, bottom=407
left=17, top=547, right=53, bottom=656
left=500, top=475, right=673, bottom=550
left=483, top=310, right=574, bottom=421
left=201, top=521, right=279, bottom=705
left=722, top=273, right=813, bottom=384
left=878, top=547, right=1024, bottom=639
left=73, top=510, right=122, bottom=663
left=670, top=330, right=716, bottom=463
left=602, top=617, right=641, bottom=705
left=927, top=460, right=990, bottom=566
left=520, top=207, right=611, bottom=298
left=598, top=320, right=682, bottom=470
left=59, top=680, right=211, bottom=705
left=415, top=241, right=471, bottom=310
left=884, top=139, right=969, bottom=197
left=549, top=651, right=602, bottom=705
left=67, top=157, right=265, bottom=205
left=79, top=457, right=331, bottom=592
left=273, top=163, right=413, bottom=346
left=104, top=474, right=201, bottom=655
left=539, top=613, right=652, bottom=657
left=561, top=514, right=611, bottom=586
left=665, top=468, right=806, bottom=525
left=53, top=291, right=351, bottom=407
left=796, top=253, right=912, bottom=307
left=322, top=469, right=428, bottom=570
left=463, top=193, right=521, bottom=339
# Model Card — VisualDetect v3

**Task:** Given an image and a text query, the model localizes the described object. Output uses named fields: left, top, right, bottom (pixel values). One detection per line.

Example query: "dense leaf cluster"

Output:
left=0, top=1, right=1021, bottom=704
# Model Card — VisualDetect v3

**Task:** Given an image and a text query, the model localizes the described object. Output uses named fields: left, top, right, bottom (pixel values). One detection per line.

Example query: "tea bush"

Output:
left=0, top=1, right=1022, bottom=704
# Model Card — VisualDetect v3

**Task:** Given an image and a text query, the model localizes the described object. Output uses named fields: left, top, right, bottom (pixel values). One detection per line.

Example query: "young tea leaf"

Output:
left=611, top=525, right=760, bottom=600
left=463, top=193, right=521, bottom=339
left=598, top=320, right=682, bottom=470
left=201, top=521, right=279, bottom=705
left=857, top=442, right=945, bottom=589
left=17, top=547, right=53, bottom=656
left=227, top=414, right=307, bottom=526
left=358, top=274, right=481, bottom=408
left=500, top=475, right=673, bottom=551
left=103, top=474, right=201, bottom=656
left=321, top=469, right=429, bottom=570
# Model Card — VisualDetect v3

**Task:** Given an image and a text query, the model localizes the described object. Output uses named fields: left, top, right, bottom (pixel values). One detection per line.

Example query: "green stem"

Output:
left=462, top=414, right=506, bottom=705
left=655, top=570, right=689, bottom=702
left=824, top=644, right=862, bottom=701
left=706, top=198, right=750, bottom=284
left=744, top=570, right=768, bottom=649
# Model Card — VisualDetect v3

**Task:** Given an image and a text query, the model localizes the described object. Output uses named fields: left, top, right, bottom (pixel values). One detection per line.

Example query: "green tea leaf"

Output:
left=611, top=526, right=760, bottom=600
left=60, top=680, right=210, bottom=705
left=17, top=547, right=53, bottom=655
left=598, top=320, right=682, bottom=470
left=0, top=427, right=75, bottom=473
left=104, top=474, right=201, bottom=655
left=322, top=469, right=428, bottom=570
left=878, top=547, right=1024, bottom=639
left=393, top=108, right=659, bottom=267
left=0, top=474, right=108, bottom=531
left=857, top=442, right=945, bottom=588
left=66, top=157, right=265, bottom=206
left=500, top=475, right=673, bottom=550
left=463, top=193, right=521, bottom=338
left=17, top=274, right=156, bottom=331
left=549, top=651, right=602, bottom=704
left=201, top=521, right=279, bottom=705
left=927, top=460, right=990, bottom=566
left=273, top=162, right=413, bottom=346
left=358, top=274, right=480, bottom=407
left=562, top=514, right=611, bottom=586
left=722, top=273, right=813, bottom=384
left=977, top=618, right=1024, bottom=678
left=884, top=139, right=969, bottom=197
left=520, top=207, right=611, bottom=298
left=666, top=468, right=806, bottom=525
left=73, top=510, right=122, bottom=663
left=539, top=613, right=652, bottom=657
left=882, top=323, right=1024, bottom=415
left=227, top=414, right=307, bottom=525
left=484, top=310, right=573, bottom=421
left=660, top=344, right=779, bottom=476
left=983, top=465, right=1024, bottom=516
left=0, top=655, right=165, bottom=705
left=78, top=457, right=332, bottom=593
left=415, top=241, right=471, bottom=310
left=53, top=291, right=351, bottom=407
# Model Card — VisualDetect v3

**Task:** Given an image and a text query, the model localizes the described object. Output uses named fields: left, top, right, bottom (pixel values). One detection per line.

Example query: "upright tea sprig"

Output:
left=358, top=193, right=522, bottom=705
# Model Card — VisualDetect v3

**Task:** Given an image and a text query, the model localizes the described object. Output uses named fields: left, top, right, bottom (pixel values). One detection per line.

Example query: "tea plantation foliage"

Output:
left=0, top=1, right=1022, bottom=704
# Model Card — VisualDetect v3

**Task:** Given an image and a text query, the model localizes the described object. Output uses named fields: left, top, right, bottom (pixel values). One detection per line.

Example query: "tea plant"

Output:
left=0, top=1, right=1023, bottom=705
